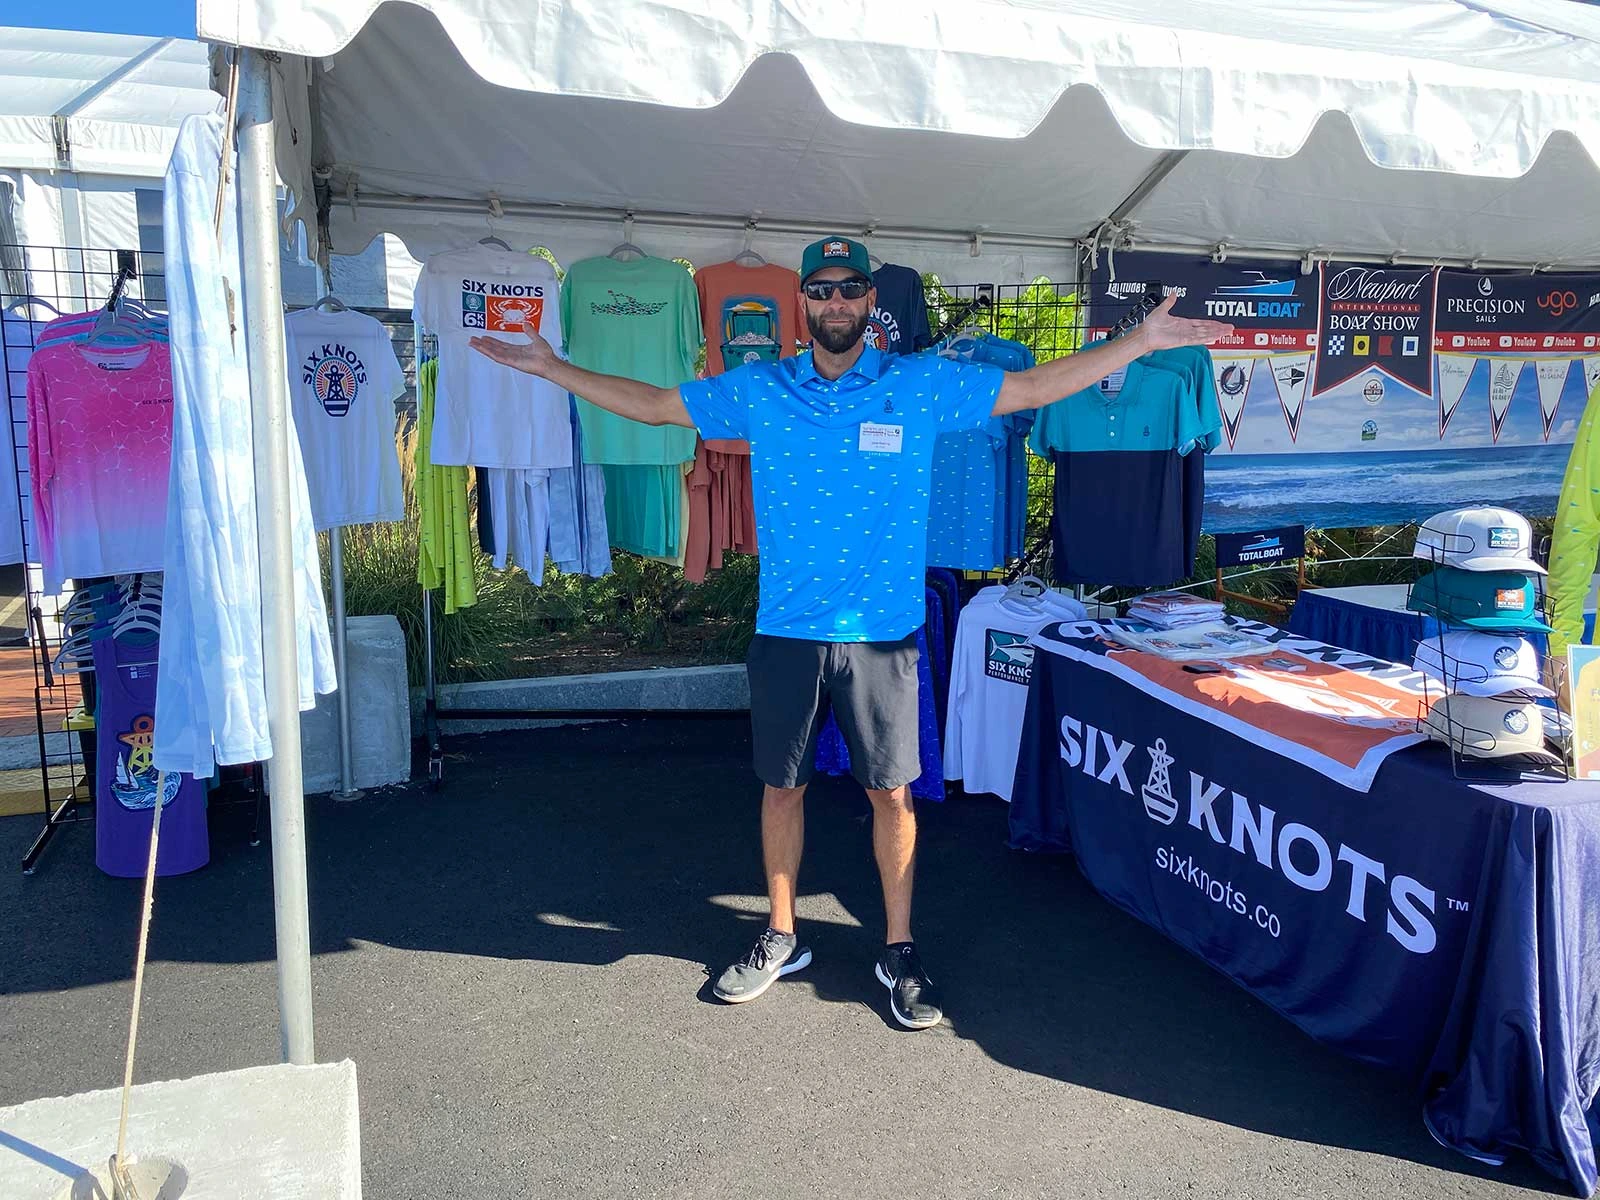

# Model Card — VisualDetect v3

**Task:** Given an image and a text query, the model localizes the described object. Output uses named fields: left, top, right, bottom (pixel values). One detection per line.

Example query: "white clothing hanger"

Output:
left=609, top=214, right=645, bottom=262
left=312, top=293, right=349, bottom=312
left=479, top=194, right=513, bottom=251
left=868, top=253, right=885, bottom=271
left=733, top=222, right=766, bottom=268
left=3, top=295, right=63, bottom=318
left=1004, top=574, right=1050, bottom=604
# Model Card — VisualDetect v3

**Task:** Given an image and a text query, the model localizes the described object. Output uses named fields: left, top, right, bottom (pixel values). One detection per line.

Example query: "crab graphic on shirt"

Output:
left=486, top=295, right=545, bottom=333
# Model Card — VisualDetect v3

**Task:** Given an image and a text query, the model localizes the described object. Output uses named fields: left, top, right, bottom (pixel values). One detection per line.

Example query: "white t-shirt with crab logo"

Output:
left=412, top=245, right=571, bottom=469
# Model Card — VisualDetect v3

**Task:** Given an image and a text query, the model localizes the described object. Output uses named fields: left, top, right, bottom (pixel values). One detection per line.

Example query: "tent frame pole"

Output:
left=237, top=47, right=317, bottom=1066
left=330, top=191, right=1593, bottom=273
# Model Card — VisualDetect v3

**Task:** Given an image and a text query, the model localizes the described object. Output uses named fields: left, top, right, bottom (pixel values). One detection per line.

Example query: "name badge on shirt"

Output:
left=858, top=421, right=904, bottom=454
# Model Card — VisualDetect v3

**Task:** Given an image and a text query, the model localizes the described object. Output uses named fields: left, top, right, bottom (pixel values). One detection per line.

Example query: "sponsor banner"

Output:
left=1435, top=270, right=1600, bottom=339
left=1211, top=356, right=1258, bottom=448
left=1268, top=353, right=1311, bottom=441
left=1088, top=252, right=1316, bottom=354
left=1090, top=254, right=1600, bottom=531
left=1214, top=525, right=1304, bottom=568
left=1087, top=252, right=1317, bottom=451
left=1313, top=263, right=1436, bottom=398
left=1487, top=358, right=1526, bottom=442
left=1535, top=360, right=1571, bottom=440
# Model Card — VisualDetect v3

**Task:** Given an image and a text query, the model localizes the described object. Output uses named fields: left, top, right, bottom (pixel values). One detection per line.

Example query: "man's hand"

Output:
left=467, top=318, right=695, bottom=428
left=1137, top=293, right=1235, bottom=351
left=469, top=322, right=557, bottom=377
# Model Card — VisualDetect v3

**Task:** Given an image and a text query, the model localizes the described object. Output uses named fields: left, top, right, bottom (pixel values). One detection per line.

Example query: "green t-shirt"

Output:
left=561, top=255, right=700, bottom=465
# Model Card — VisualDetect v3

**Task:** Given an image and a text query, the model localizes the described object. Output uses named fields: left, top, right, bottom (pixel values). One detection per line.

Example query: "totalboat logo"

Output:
left=1057, top=713, right=1439, bottom=954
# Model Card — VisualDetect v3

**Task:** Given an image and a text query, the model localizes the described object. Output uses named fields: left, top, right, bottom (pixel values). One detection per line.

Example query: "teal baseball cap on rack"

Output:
left=1406, top=566, right=1552, bottom=632
left=800, top=236, right=872, bottom=283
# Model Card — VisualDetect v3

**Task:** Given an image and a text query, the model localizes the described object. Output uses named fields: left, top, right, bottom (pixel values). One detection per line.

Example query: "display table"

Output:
left=1009, top=626, right=1600, bottom=1195
left=1287, top=584, right=1434, bottom=663
left=1289, top=582, right=1597, bottom=665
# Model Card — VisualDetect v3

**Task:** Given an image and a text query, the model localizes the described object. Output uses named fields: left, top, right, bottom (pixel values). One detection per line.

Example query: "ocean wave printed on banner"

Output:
left=1204, top=444, right=1567, bottom=531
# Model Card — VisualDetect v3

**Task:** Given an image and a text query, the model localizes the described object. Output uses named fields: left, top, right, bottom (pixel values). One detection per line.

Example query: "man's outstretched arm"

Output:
left=992, top=295, right=1234, bottom=416
left=470, top=326, right=694, bottom=427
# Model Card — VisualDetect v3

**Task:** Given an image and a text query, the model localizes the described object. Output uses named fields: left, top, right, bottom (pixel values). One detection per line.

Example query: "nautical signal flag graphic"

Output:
left=1378, top=336, right=1394, bottom=357
left=1353, top=335, right=1371, bottom=356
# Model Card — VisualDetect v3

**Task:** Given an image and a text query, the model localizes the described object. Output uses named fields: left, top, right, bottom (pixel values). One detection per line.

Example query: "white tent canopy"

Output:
left=0, top=28, right=216, bottom=177
left=199, top=0, right=1600, bottom=279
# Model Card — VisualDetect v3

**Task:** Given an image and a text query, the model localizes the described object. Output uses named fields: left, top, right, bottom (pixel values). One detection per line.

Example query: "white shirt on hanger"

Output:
left=285, top=307, right=407, bottom=531
left=153, top=111, right=336, bottom=779
left=943, top=586, right=1085, bottom=803
left=411, top=245, right=571, bottom=470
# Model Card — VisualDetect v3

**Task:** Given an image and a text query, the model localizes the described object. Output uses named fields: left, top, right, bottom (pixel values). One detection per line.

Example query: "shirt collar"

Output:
left=791, top=344, right=886, bottom=387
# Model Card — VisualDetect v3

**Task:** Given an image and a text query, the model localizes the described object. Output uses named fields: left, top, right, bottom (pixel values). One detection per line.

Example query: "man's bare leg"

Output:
left=865, top=784, right=915, bottom=944
left=713, top=782, right=811, bottom=1003
left=866, top=783, right=941, bottom=1027
left=763, top=783, right=806, bottom=934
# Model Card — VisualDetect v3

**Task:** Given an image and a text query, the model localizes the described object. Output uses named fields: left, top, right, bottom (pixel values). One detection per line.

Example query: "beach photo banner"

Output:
left=1086, top=253, right=1600, bottom=532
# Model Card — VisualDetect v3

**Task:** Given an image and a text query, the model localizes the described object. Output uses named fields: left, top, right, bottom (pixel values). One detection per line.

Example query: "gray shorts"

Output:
left=745, top=632, right=921, bottom=791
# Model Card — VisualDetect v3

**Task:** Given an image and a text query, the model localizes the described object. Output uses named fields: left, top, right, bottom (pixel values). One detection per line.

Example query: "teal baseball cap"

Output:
left=1406, top=566, right=1552, bottom=633
left=800, top=236, right=872, bottom=283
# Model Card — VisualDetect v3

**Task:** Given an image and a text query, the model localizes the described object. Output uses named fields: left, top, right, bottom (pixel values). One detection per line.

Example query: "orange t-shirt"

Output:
left=694, top=260, right=808, bottom=453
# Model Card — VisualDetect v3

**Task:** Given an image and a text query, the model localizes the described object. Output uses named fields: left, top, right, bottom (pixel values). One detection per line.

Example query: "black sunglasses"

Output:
left=803, top=278, right=872, bottom=301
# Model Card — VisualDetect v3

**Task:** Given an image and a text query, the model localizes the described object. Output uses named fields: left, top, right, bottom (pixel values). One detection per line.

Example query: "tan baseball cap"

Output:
left=1423, top=695, right=1563, bottom=765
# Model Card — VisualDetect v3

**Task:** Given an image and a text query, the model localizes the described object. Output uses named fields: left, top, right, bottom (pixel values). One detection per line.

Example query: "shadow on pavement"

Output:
left=0, top=718, right=1556, bottom=1192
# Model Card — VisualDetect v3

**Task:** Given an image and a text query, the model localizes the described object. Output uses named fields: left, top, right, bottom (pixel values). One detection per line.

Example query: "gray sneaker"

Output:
left=713, top=927, right=812, bottom=1004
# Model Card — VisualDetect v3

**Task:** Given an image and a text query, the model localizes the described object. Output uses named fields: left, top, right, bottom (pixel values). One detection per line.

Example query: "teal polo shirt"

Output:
left=680, top=345, right=1005, bottom=641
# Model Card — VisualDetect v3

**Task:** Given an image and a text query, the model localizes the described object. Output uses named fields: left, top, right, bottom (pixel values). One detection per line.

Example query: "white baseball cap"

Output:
left=1412, top=630, right=1554, bottom=698
left=1414, top=506, right=1545, bottom=574
left=1423, top=695, right=1563, bottom=765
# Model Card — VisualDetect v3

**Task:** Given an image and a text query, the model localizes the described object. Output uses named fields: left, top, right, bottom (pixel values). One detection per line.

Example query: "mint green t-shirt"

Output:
left=561, top=255, right=700, bottom=465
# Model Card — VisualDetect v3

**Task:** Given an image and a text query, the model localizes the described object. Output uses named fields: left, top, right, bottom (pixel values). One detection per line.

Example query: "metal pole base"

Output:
left=331, top=787, right=365, bottom=803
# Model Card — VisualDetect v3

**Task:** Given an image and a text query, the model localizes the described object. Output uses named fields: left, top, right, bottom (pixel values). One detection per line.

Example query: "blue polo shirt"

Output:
left=680, top=345, right=1005, bottom=641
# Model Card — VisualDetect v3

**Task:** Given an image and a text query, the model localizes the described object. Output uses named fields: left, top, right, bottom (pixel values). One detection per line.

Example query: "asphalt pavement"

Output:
left=0, top=719, right=1562, bottom=1197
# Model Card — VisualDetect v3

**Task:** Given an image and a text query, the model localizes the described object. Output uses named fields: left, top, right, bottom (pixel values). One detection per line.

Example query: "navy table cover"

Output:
left=1010, top=639, right=1600, bottom=1194
left=1288, top=585, right=1439, bottom=665
left=1288, top=584, right=1596, bottom=664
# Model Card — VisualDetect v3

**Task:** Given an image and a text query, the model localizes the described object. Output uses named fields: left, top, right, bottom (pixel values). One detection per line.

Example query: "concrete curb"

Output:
left=410, top=663, right=750, bottom=734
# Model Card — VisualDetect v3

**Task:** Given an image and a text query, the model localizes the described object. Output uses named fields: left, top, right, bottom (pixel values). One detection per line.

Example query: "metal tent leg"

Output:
left=329, top=526, right=362, bottom=801
left=237, top=47, right=316, bottom=1067
left=422, top=585, right=442, bottom=789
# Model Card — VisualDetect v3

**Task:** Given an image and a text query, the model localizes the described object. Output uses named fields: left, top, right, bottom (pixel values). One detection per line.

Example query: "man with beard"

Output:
left=471, top=236, right=1232, bottom=1029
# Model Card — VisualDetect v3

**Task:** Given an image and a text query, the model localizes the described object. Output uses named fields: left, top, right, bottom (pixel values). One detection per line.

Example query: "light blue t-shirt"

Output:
left=680, top=346, right=1005, bottom=641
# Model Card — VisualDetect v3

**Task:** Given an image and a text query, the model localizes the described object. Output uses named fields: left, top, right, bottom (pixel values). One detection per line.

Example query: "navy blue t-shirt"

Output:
left=866, top=263, right=932, bottom=356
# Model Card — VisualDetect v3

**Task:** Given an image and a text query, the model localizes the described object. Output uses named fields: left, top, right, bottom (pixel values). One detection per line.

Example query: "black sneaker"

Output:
left=875, top=942, right=943, bottom=1029
left=713, top=927, right=812, bottom=1004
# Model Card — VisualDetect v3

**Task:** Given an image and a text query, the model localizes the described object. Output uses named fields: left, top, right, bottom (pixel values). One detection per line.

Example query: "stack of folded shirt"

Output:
left=1126, top=591, right=1225, bottom=629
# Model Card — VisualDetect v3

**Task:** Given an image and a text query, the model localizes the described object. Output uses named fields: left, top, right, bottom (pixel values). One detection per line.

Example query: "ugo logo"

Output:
left=1539, top=290, right=1579, bottom=318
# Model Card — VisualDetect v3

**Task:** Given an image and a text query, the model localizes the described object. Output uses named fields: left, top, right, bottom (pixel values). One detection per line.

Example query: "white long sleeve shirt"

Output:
left=154, top=111, right=336, bottom=777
